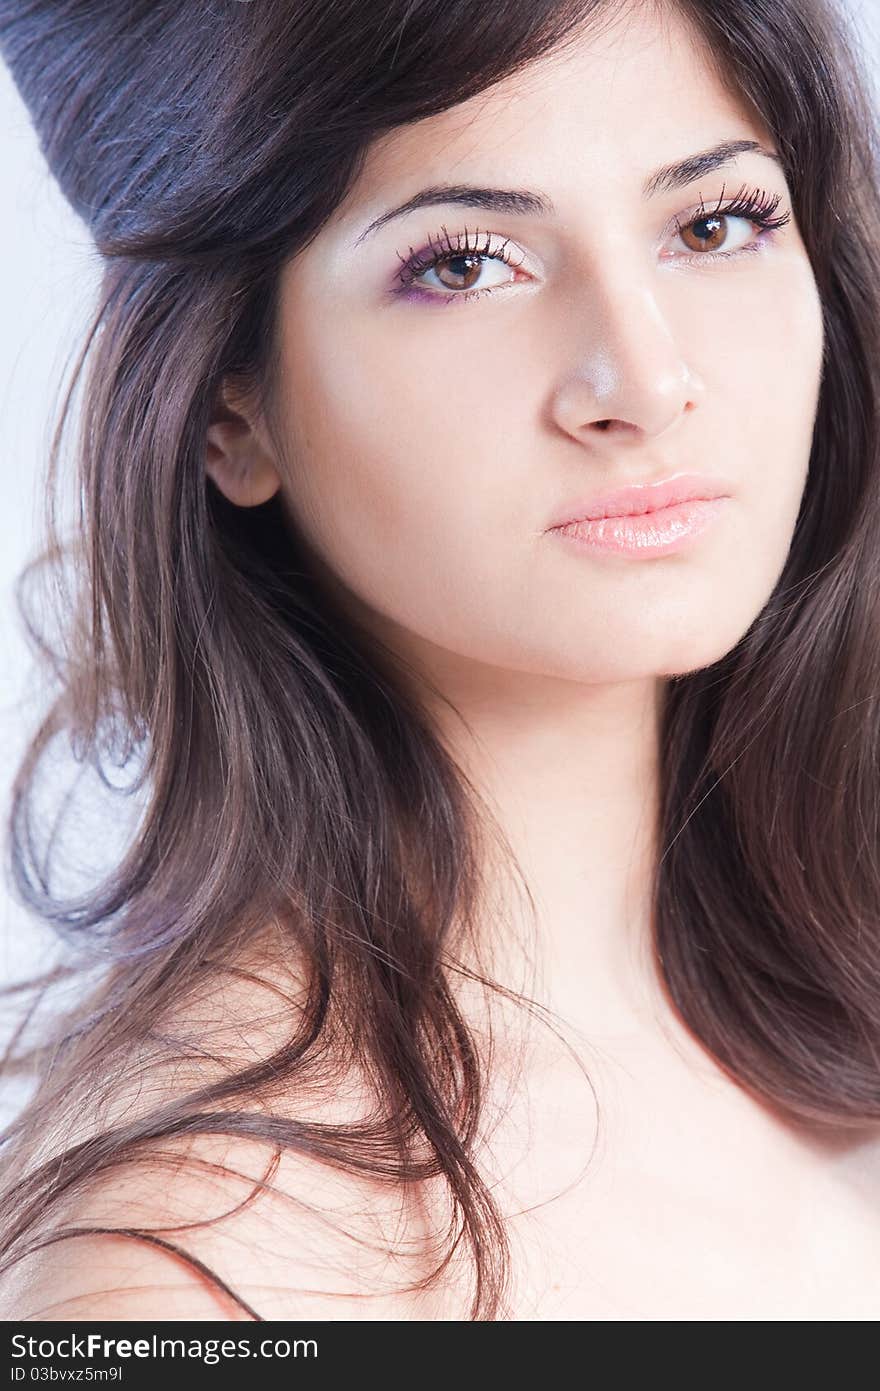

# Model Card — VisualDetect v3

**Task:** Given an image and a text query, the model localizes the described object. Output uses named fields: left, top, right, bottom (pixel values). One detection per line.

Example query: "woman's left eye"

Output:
left=673, top=211, right=761, bottom=257
left=393, top=188, right=792, bottom=305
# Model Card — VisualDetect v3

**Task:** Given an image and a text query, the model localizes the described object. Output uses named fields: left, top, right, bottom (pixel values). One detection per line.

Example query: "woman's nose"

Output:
left=548, top=277, right=705, bottom=444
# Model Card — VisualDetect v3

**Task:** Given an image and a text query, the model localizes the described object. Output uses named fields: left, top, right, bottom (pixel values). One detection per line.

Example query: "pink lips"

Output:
left=546, top=472, right=732, bottom=528
left=545, top=472, right=732, bottom=558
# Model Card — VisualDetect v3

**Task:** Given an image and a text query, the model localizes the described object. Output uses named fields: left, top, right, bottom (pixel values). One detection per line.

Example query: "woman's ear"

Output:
left=205, top=380, right=282, bottom=508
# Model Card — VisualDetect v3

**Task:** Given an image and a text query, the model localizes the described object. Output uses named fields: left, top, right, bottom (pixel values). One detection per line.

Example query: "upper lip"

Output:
left=545, top=471, right=733, bottom=530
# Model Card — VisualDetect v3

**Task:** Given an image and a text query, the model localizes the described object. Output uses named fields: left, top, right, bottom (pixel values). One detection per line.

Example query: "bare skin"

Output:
left=7, top=945, right=879, bottom=1320
left=7, top=1, right=879, bottom=1321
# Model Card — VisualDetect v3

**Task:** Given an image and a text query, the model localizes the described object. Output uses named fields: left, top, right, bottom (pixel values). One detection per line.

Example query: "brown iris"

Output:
left=431, top=254, right=484, bottom=290
left=680, top=213, right=727, bottom=253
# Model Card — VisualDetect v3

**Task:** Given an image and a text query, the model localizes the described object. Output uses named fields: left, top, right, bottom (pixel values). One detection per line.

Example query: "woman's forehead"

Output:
left=341, top=6, right=768, bottom=225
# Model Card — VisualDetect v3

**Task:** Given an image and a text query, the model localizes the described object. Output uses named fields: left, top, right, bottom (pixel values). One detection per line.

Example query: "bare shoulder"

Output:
left=2, top=926, right=459, bottom=1320
left=5, top=947, right=457, bottom=1322
left=0, top=1229, right=252, bottom=1321
left=1, top=1129, right=454, bottom=1321
left=0, top=1128, right=282, bottom=1320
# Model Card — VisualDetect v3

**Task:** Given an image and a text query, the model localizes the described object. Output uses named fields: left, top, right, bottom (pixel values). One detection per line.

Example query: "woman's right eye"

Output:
left=394, top=226, right=526, bottom=302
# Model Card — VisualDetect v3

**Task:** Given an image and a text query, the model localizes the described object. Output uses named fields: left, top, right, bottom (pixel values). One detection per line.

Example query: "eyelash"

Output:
left=393, top=182, right=793, bottom=304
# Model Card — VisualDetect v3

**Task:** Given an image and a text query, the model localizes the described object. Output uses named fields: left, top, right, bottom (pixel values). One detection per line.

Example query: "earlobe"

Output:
left=205, top=391, right=282, bottom=508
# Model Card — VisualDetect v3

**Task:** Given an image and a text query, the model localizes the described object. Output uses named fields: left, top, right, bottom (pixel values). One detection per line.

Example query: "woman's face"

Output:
left=256, top=2, right=825, bottom=689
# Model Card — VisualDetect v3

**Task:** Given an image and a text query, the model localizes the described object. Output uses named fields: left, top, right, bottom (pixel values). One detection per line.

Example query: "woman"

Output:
left=0, top=0, right=878, bottom=1320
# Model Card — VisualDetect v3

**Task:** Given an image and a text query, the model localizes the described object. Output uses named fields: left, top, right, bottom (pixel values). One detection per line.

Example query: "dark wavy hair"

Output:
left=0, top=0, right=878, bottom=1321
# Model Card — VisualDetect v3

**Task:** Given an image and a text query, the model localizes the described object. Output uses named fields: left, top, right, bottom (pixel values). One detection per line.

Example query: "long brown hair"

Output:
left=0, top=0, right=878, bottom=1320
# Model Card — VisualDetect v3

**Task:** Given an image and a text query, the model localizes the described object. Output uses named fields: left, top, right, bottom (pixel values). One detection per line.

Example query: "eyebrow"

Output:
left=352, top=138, right=783, bottom=246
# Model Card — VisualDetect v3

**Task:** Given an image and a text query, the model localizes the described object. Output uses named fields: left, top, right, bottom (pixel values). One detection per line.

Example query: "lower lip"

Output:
left=548, top=497, right=729, bottom=557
